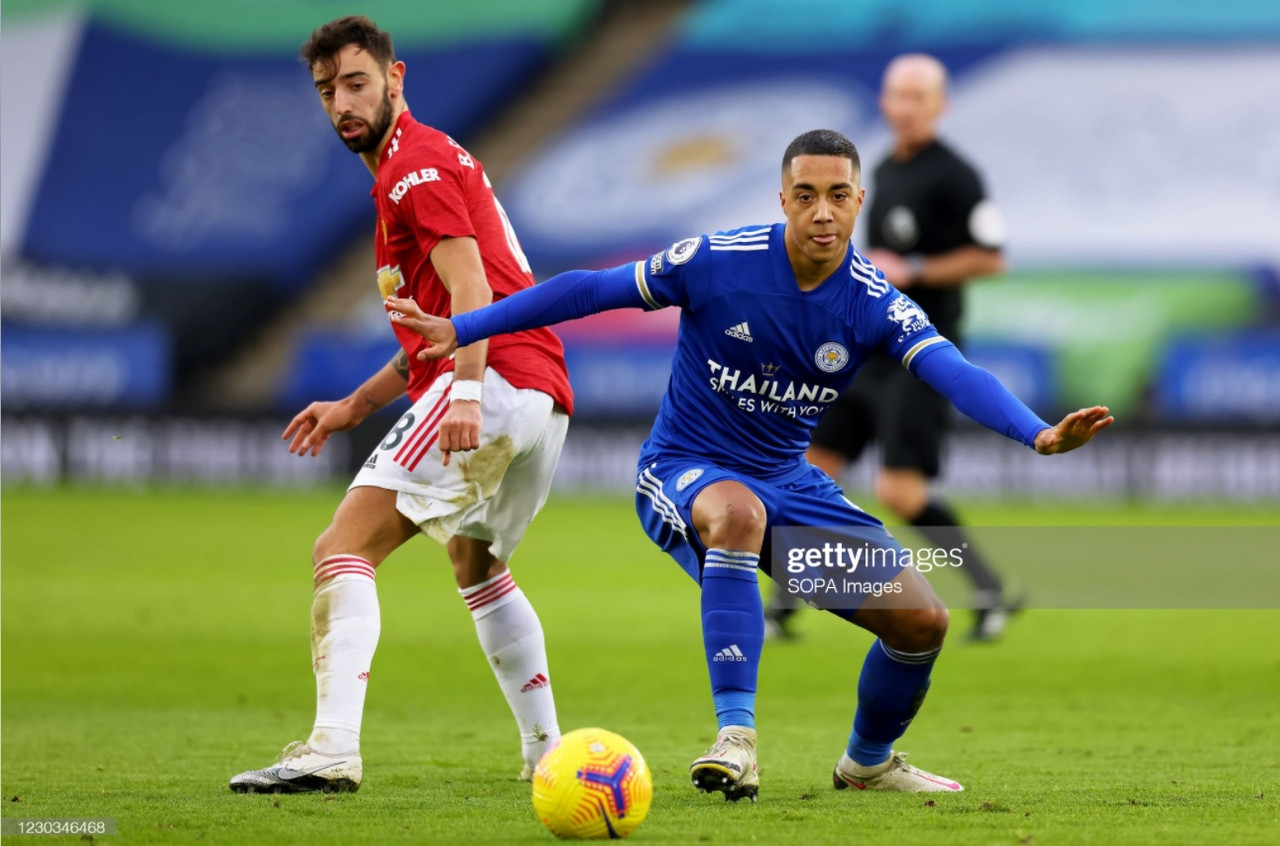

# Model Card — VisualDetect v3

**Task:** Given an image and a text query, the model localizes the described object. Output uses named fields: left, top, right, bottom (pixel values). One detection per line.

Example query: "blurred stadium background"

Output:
left=3, top=0, right=1279, bottom=500
left=3, top=4, right=1279, bottom=842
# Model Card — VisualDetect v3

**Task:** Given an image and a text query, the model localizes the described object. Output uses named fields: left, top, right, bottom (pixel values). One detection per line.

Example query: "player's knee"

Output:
left=312, top=525, right=387, bottom=569
left=448, top=536, right=502, bottom=588
left=699, top=496, right=767, bottom=551
left=874, top=473, right=926, bottom=519
left=885, top=603, right=949, bottom=652
left=872, top=474, right=903, bottom=512
left=312, top=527, right=337, bottom=566
left=807, top=445, right=846, bottom=479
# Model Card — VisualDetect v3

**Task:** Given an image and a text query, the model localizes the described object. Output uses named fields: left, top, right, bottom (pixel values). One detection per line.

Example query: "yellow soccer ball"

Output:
left=532, top=728, right=653, bottom=839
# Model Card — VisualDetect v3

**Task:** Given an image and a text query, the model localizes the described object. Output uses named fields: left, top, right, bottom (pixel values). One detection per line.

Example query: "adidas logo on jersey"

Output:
left=713, top=645, right=748, bottom=662
left=520, top=673, right=549, bottom=693
left=725, top=322, right=754, bottom=342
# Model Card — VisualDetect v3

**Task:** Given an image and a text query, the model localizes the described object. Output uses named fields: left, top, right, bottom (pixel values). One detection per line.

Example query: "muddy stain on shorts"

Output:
left=454, top=435, right=517, bottom=504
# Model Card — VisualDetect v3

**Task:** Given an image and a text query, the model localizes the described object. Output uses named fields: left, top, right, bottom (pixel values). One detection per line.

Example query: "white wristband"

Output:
left=451, top=379, right=483, bottom=403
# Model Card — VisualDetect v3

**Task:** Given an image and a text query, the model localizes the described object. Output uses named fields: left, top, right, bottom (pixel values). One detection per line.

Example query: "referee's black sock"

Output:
left=909, top=499, right=1003, bottom=597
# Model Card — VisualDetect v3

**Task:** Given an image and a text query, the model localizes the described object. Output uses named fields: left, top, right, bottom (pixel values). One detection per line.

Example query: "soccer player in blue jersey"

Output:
left=385, top=129, right=1113, bottom=801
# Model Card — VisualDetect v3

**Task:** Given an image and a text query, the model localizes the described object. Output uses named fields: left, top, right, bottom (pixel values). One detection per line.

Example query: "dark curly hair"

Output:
left=300, top=16, right=395, bottom=79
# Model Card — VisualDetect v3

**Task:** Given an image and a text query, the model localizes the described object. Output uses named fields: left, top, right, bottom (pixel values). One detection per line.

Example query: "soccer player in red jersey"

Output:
left=231, top=16, right=574, bottom=794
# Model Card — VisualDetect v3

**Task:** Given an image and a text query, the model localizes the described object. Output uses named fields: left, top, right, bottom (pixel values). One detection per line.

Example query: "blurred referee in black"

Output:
left=768, top=54, right=1017, bottom=641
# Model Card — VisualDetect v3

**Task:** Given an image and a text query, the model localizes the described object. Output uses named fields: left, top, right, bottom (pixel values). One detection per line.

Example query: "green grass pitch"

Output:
left=2, top=488, right=1277, bottom=844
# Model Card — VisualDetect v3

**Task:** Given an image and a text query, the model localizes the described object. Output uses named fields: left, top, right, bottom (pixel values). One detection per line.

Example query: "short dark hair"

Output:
left=301, top=16, right=395, bottom=76
left=781, top=129, right=860, bottom=177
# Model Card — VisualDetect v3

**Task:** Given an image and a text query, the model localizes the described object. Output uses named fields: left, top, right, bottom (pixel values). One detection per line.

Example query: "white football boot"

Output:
left=690, top=726, right=759, bottom=802
left=832, top=751, right=962, bottom=792
left=229, top=741, right=362, bottom=794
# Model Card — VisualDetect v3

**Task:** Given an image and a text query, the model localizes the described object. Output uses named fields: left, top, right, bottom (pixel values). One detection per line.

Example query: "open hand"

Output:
left=283, top=399, right=363, bottom=457
left=385, top=296, right=458, bottom=360
left=1034, top=406, right=1114, bottom=455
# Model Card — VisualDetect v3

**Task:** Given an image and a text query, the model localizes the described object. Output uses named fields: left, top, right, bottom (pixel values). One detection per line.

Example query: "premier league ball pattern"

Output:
left=532, top=728, right=653, bottom=839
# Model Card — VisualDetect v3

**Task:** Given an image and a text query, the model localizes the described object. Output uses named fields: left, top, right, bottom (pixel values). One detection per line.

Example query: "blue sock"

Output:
left=847, top=640, right=939, bottom=766
left=701, top=548, right=763, bottom=730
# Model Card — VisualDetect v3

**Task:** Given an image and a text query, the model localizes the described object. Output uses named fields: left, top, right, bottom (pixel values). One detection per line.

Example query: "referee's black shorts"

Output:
left=809, top=349, right=952, bottom=479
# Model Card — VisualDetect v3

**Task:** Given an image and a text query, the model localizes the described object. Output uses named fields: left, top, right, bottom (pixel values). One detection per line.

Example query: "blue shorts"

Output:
left=634, top=457, right=910, bottom=611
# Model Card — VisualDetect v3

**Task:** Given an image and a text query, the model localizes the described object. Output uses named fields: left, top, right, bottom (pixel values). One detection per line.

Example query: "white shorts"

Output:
left=350, top=368, right=568, bottom=560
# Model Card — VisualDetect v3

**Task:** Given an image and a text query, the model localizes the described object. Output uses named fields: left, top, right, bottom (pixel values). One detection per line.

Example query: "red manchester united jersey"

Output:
left=372, top=111, right=573, bottom=414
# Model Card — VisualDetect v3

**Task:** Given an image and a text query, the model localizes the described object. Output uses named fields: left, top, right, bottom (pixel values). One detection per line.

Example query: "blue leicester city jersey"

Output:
left=632, top=224, right=946, bottom=482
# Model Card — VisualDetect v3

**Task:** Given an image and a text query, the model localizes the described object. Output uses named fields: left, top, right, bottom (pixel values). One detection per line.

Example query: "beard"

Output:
left=336, top=90, right=394, bottom=153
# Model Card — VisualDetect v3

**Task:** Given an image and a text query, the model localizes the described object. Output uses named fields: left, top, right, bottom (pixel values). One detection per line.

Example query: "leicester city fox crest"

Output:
left=887, top=295, right=930, bottom=338
left=815, top=342, right=850, bottom=373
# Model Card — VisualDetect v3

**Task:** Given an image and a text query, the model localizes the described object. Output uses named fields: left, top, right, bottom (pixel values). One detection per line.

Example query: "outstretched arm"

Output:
left=282, top=349, right=409, bottom=456
left=387, top=263, right=648, bottom=360
left=913, top=343, right=1112, bottom=455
